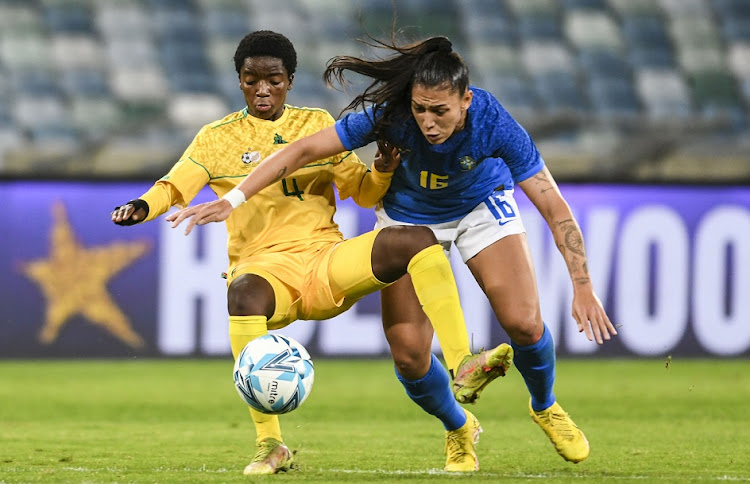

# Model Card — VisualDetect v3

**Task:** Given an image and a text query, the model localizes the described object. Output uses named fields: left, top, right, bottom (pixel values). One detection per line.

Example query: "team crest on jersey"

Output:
left=459, top=156, right=477, bottom=171
left=273, top=133, right=288, bottom=144
left=241, top=151, right=261, bottom=164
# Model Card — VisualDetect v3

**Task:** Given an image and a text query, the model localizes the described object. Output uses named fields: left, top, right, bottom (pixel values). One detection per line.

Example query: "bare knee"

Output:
left=227, top=274, right=275, bottom=318
left=504, top=316, right=544, bottom=346
left=371, top=225, right=438, bottom=283
left=392, top=347, right=432, bottom=380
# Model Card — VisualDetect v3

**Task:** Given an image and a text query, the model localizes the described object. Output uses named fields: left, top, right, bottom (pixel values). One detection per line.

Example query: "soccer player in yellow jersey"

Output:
left=112, top=31, right=512, bottom=475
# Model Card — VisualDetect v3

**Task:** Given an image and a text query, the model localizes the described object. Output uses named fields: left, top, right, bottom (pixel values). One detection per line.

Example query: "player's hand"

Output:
left=165, top=199, right=234, bottom=235
left=571, top=289, right=617, bottom=345
left=111, top=199, right=148, bottom=226
left=373, top=140, right=401, bottom=173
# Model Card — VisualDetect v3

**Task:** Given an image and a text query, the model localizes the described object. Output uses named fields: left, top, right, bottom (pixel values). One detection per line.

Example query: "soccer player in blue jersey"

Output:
left=170, top=34, right=617, bottom=464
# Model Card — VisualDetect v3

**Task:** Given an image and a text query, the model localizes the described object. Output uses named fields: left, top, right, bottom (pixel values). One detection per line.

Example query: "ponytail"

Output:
left=323, top=35, right=469, bottom=140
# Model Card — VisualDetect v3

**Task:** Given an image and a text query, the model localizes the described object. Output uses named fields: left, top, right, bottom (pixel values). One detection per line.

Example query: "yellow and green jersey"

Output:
left=139, top=104, right=392, bottom=266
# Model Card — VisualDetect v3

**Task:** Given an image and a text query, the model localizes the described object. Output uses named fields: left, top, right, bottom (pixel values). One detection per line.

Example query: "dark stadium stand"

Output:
left=0, top=0, right=747, bottom=181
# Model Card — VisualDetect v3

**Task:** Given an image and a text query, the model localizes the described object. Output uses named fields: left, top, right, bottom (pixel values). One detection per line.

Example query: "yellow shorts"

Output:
left=226, top=229, right=388, bottom=330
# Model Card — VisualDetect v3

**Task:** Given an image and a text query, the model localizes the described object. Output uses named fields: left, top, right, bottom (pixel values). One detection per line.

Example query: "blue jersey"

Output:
left=334, top=86, right=545, bottom=224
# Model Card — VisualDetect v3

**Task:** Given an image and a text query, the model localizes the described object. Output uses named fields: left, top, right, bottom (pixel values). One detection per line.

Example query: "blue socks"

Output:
left=395, top=353, right=466, bottom=431
left=512, top=324, right=557, bottom=412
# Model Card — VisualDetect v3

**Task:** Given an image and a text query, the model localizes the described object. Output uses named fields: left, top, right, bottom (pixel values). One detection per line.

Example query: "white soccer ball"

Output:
left=233, top=334, right=315, bottom=414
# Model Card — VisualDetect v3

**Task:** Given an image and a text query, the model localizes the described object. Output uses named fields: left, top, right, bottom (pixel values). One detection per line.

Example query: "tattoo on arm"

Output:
left=556, top=219, right=584, bottom=256
left=271, top=167, right=288, bottom=183
left=532, top=172, right=555, bottom=194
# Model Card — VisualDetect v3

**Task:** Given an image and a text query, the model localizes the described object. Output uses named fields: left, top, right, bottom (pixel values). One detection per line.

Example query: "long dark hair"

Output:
left=323, top=35, right=470, bottom=140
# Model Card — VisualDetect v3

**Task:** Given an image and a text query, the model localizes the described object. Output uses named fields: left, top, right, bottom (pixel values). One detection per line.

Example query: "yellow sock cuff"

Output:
left=229, top=315, right=268, bottom=335
left=229, top=315, right=268, bottom=358
left=407, top=244, right=445, bottom=275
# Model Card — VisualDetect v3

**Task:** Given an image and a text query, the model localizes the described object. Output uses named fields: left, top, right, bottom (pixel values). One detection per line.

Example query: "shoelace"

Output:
left=251, top=441, right=277, bottom=463
left=549, top=411, right=578, bottom=440
left=445, top=431, right=470, bottom=461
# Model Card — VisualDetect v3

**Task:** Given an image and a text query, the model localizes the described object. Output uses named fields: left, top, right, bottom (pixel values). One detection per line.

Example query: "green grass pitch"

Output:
left=1, top=358, right=749, bottom=483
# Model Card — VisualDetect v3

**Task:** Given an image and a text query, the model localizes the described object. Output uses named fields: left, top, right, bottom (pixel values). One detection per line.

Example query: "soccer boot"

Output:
left=243, top=437, right=293, bottom=475
left=444, top=409, right=482, bottom=472
left=452, top=343, right=514, bottom=404
left=529, top=399, right=590, bottom=463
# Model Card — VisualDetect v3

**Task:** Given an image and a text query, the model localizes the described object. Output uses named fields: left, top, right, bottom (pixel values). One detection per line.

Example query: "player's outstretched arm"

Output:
left=518, top=166, right=617, bottom=344
left=111, top=199, right=149, bottom=226
left=167, top=126, right=347, bottom=235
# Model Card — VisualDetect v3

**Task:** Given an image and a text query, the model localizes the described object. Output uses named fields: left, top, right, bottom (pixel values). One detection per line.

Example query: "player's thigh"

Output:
left=228, top=266, right=298, bottom=329
left=326, top=229, right=389, bottom=302
left=466, top=233, right=543, bottom=334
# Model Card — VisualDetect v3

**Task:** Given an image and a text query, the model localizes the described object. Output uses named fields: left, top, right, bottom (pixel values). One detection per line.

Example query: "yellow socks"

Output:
left=229, top=315, right=282, bottom=444
left=407, top=245, right=471, bottom=374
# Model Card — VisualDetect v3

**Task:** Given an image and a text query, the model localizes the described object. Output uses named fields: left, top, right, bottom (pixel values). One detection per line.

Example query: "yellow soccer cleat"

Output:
left=444, top=409, right=482, bottom=472
left=452, top=343, right=514, bottom=404
left=529, top=400, right=590, bottom=463
left=243, top=437, right=293, bottom=475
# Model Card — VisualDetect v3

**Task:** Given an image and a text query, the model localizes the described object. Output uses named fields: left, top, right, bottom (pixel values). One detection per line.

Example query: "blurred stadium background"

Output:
left=1, top=0, right=749, bottom=361
left=0, top=0, right=749, bottom=181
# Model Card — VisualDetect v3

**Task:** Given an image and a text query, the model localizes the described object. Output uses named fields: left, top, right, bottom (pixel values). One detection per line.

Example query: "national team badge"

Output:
left=459, top=156, right=477, bottom=171
left=241, top=151, right=261, bottom=164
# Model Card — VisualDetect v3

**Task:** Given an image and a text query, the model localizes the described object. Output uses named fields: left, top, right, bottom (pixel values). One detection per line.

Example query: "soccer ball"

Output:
left=232, top=334, right=315, bottom=414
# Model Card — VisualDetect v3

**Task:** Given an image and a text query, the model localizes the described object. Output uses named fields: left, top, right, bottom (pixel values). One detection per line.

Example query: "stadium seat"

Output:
left=522, top=42, right=577, bottom=77
left=95, top=3, right=152, bottom=39
left=669, top=17, right=722, bottom=50
left=659, top=0, right=711, bottom=18
left=167, top=93, right=229, bottom=130
left=51, top=35, right=104, bottom=71
left=70, top=96, right=122, bottom=138
left=678, top=47, right=727, bottom=74
left=12, top=95, right=69, bottom=129
left=42, top=4, right=94, bottom=34
left=628, top=46, right=676, bottom=69
left=560, top=0, right=608, bottom=11
left=461, top=15, right=517, bottom=44
left=110, top=67, right=169, bottom=102
left=608, top=0, right=662, bottom=17
left=728, top=42, right=750, bottom=80
left=564, top=11, right=624, bottom=52
left=721, top=18, right=750, bottom=42
left=0, top=34, right=50, bottom=70
left=507, top=0, right=559, bottom=17
left=635, top=69, right=693, bottom=119
left=689, top=70, right=744, bottom=116
left=588, top=78, right=641, bottom=118
left=10, top=69, right=61, bottom=97
left=202, top=7, right=252, bottom=39
left=482, top=75, right=539, bottom=117
left=712, top=0, right=750, bottom=18
left=534, top=71, right=590, bottom=114
left=518, top=15, right=564, bottom=41
left=469, top=44, right=523, bottom=77
left=578, top=48, right=631, bottom=80
left=105, top=38, right=159, bottom=69
left=0, top=4, right=44, bottom=36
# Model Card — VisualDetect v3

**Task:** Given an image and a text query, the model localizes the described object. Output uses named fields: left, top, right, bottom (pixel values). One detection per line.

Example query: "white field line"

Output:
left=0, top=466, right=747, bottom=481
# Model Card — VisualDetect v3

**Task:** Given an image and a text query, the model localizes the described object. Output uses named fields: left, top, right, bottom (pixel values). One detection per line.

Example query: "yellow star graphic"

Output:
left=21, top=201, right=151, bottom=348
